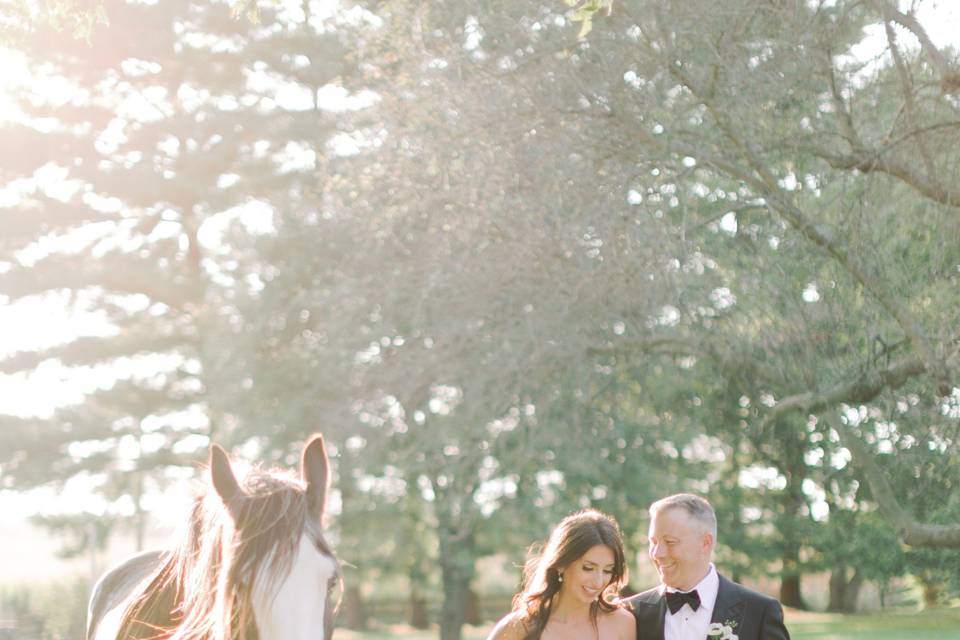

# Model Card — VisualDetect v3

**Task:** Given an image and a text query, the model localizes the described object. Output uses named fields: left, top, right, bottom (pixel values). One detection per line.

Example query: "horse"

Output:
left=86, top=433, right=340, bottom=640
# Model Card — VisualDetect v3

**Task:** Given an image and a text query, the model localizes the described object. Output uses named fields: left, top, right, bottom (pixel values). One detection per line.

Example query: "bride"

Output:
left=487, top=509, right=636, bottom=640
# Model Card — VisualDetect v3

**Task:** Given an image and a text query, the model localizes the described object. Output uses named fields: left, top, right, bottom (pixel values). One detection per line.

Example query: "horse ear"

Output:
left=301, top=433, right=330, bottom=521
left=210, top=443, right=242, bottom=507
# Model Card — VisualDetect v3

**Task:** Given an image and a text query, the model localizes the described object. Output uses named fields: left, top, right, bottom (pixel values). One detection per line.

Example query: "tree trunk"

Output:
left=88, top=520, right=99, bottom=587
left=917, top=572, right=941, bottom=608
left=827, top=566, right=847, bottom=612
left=779, top=573, right=804, bottom=610
left=777, top=422, right=808, bottom=610
left=777, top=502, right=806, bottom=609
left=827, top=565, right=863, bottom=612
left=341, top=584, right=368, bottom=630
left=439, top=559, right=472, bottom=640
left=433, top=477, right=478, bottom=640
left=464, top=588, right=481, bottom=626
left=135, top=481, right=146, bottom=552
left=842, top=570, right=863, bottom=612
left=409, top=590, right=429, bottom=629
left=407, top=521, right=431, bottom=629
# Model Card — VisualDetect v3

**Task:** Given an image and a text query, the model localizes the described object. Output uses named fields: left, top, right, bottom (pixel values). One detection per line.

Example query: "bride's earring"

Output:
left=558, top=573, right=564, bottom=583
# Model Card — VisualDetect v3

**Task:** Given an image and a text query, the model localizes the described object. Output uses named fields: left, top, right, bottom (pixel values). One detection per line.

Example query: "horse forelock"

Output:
left=226, top=469, right=310, bottom=613
left=117, top=464, right=334, bottom=640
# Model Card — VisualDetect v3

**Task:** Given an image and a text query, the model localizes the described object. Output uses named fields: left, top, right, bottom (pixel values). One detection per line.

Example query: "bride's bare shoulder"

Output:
left=486, top=611, right=530, bottom=640
left=601, top=606, right=637, bottom=640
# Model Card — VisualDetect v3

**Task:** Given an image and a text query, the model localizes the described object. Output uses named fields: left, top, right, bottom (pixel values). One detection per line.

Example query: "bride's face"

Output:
left=648, top=507, right=712, bottom=591
left=559, top=544, right=615, bottom=604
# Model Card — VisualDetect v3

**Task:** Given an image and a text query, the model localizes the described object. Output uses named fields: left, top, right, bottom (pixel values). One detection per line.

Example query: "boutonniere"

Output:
left=706, top=620, right=738, bottom=640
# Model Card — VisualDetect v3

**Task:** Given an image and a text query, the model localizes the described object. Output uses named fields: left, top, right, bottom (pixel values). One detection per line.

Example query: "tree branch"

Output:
left=835, top=420, right=960, bottom=547
left=586, top=335, right=708, bottom=360
left=755, top=356, right=960, bottom=547
left=755, top=355, right=926, bottom=433
left=825, top=53, right=860, bottom=146
left=883, top=3, right=960, bottom=94
left=649, top=36, right=949, bottom=382
left=877, top=1, right=938, bottom=183
left=811, top=147, right=960, bottom=209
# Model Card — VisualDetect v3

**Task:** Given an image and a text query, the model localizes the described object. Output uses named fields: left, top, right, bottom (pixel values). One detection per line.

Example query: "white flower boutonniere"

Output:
left=706, top=620, right=738, bottom=640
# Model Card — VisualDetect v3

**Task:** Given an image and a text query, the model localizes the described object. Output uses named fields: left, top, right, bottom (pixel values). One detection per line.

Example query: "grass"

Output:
left=336, top=625, right=489, bottom=640
left=333, top=607, right=960, bottom=640
left=785, top=607, right=960, bottom=639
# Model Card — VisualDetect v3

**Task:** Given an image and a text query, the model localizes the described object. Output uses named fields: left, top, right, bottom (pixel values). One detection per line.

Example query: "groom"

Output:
left=627, top=494, right=790, bottom=640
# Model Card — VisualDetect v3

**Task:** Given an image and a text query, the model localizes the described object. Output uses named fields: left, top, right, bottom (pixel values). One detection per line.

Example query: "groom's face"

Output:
left=648, top=507, right=713, bottom=591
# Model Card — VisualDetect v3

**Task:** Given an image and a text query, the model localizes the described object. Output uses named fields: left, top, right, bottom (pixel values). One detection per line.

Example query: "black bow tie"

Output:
left=666, top=589, right=701, bottom=614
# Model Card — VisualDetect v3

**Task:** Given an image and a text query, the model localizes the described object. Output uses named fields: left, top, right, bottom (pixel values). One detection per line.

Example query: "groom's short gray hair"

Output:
left=650, top=493, right=718, bottom=543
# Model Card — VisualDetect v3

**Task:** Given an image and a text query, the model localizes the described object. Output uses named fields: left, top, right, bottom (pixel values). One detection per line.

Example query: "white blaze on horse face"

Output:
left=252, top=533, right=337, bottom=640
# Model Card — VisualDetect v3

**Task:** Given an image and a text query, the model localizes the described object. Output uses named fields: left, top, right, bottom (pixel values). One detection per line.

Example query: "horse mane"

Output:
left=117, top=464, right=324, bottom=640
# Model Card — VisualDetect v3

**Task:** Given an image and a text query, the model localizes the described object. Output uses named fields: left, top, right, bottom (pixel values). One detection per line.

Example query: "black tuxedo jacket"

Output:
left=626, top=574, right=790, bottom=640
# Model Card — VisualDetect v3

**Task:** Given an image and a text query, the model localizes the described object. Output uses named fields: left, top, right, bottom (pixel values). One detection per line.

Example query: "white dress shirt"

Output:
left=662, top=563, right=719, bottom=640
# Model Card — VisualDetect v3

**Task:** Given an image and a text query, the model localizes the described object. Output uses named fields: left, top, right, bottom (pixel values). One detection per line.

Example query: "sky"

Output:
left=0, top=0, right=959, bottom=581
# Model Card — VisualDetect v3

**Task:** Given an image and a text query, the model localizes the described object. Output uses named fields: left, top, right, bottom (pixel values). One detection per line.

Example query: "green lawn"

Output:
left=335, top=626, right=488, bottom=640
left=334, top=608, right=960, bottom=640
left=785, top=607, right=960, bottom=639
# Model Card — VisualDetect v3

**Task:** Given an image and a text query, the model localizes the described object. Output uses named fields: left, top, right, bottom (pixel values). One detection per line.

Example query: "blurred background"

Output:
left=1, top=0, right=960, bottom=638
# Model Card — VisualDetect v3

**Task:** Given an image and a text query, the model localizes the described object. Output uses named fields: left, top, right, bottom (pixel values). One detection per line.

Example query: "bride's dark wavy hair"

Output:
left=511, top=509, right=628, bottom=640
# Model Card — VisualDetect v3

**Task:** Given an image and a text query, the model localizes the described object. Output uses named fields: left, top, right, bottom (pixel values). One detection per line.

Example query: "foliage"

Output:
left=0, top=0, right=350, bottom=552
left=0, top=576, right=89, bottom=640
left=0, top=0, right=108, bottom=44
left=2, top=0, right=960, bottom=637
left=28, top=512, right=115, bottom=559
left=196, top=0, right=960, bottom=629
left=565, top=0, right=614, bottom=40
left=564, top=0, right=960, bottom=546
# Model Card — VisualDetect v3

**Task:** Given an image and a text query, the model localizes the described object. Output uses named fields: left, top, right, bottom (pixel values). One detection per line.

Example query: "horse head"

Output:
left=87, top=433, right=339, bottom=640
left=208, top=433, right=339, bottom=640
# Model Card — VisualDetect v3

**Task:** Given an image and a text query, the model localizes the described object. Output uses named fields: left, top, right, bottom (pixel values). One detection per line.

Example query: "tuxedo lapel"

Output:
left=653, top=592, right=667, bottom=640
left=710, top=574, right=746, bottom=629
left=631, top=589, right=667, bottom=640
